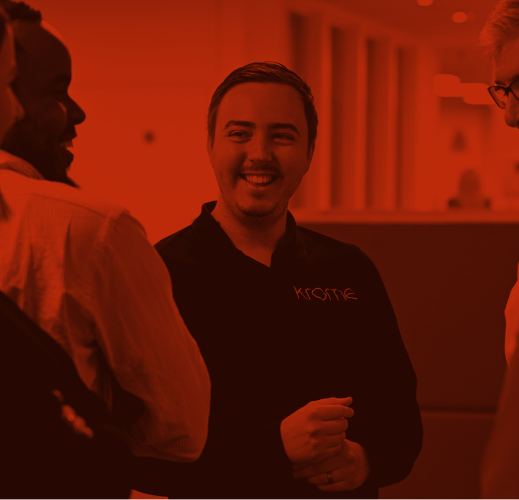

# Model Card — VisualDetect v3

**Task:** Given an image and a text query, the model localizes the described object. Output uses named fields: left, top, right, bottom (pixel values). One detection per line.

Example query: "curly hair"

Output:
left=0, top=0, right=41, bottom=22
left=480, top=0, right=519, bottom=58
left=207, top=61, right=318, bottom=156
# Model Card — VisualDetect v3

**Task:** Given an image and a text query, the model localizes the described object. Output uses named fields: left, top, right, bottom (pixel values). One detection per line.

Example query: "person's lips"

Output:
left=243, top=174, right=277, bottom=186
left=240, top=170, right=280, bottom=187
left=59, top=139, right=73, bottom=149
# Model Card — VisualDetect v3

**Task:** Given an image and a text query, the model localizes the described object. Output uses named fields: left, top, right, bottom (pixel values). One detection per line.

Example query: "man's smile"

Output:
left=241, top=173, right=278, bottom=187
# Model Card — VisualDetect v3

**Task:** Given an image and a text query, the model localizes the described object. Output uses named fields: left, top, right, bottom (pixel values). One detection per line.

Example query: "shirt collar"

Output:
left=192, top=201, right=307, bottom=269
left=0, top=150, right=45, bottom=180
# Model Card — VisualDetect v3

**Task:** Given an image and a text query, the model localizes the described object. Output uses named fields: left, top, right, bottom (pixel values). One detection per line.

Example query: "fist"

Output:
left=280, top=397, right=354, bottom=464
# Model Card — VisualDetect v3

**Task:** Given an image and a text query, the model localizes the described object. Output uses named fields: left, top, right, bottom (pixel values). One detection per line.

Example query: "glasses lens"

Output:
left=489, top=87, right=507, bottom=108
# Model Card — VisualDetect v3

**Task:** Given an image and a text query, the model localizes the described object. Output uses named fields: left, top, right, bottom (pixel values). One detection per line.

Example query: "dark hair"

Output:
left=207, top=61, right=318, bottom=155
left=0, top=9, right=7, bottom=46
left=0, top=1, right=41, bottom=22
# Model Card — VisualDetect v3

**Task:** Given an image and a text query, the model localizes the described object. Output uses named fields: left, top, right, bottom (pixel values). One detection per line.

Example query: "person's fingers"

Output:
left=310, top=397, right=353, bottom=407
left=316, top=480, right=354, bottom=492
left=313, top=443, right=341, bottom=463
left=306, top=472, right=330, bottom=485
left=293, top=464, right=321, bottom=479
left=293, top=452, right=341, bottom=479
left=312, top=405, right=354, bottom=420
left=322, top=418, right=349, bottom=435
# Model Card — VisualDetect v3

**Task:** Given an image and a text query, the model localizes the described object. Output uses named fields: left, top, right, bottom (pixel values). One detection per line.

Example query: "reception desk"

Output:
left=293, top=211, right=519, bottom=498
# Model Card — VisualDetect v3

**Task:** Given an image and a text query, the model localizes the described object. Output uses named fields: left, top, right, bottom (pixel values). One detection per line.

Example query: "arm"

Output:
left=345, top=249, right=423, bottom=488
left=89, top=211, right=211, bottom=461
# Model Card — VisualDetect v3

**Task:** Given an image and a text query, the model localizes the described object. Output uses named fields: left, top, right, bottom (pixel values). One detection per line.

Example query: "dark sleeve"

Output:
left=347, top=247, right=423, bottom=488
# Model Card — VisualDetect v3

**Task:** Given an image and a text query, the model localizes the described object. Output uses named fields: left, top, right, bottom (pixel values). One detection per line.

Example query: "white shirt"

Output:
left=505, top=263, right=519, bottom=365
left=0, top=151, right=210, bottom=461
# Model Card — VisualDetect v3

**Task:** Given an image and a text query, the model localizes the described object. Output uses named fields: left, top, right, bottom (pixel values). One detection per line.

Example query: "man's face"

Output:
left=0, top=25, right=23, bottom=144
left=208, top=82, right=313, bottom=224
left=1, top=21, right=85, bottom=185
left=495, top=36, right=519, bottom=128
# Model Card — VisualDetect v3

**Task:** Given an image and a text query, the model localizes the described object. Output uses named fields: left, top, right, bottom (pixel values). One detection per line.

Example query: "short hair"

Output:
left=480, top=0, right=519, bottom=59
left=0, top=8, right=7, bottom=45
left=207, top=62, right=318, bottom=155
left=0, top=0, right=41, bottom=22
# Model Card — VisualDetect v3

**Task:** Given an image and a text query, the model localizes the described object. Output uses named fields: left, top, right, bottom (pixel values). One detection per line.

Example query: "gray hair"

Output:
left=480, top=0, right=519, bottom=58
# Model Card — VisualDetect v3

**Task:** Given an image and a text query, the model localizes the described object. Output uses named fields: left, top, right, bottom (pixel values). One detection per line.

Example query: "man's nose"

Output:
left=248, top=134, right=272, bottom=162
left=69, top=97, right=86, bottom=125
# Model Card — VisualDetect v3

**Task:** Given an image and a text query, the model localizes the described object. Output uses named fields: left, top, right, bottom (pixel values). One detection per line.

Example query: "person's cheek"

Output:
left=35, top=101, right=68, bottom=143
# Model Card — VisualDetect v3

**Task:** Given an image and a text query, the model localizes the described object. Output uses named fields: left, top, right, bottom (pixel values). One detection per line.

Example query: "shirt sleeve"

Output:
left=89, top=211, right=211, bottom=461
left=504, top=264, right=519, bottom=365
left=344, top=247, right=423, bottom=489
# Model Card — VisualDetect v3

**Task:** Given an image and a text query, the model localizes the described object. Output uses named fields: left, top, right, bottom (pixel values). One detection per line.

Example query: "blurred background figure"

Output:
left=448, top=169, right=491, bottom=209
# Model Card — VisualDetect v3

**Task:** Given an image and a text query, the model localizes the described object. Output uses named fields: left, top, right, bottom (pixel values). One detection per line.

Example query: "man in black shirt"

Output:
left=155, top=62, right=422, bottom=498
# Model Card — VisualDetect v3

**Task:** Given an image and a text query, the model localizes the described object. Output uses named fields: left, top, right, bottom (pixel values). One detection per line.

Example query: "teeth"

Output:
left=60, top=140, right=73, bottom=148
left=244, top=175, right=274, bottom=185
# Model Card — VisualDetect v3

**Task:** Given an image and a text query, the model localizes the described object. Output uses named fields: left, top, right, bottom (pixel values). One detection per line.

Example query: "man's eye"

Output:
left=273, top=134, right=294, bottom=142
left=229, top=131, right=249, bottom=140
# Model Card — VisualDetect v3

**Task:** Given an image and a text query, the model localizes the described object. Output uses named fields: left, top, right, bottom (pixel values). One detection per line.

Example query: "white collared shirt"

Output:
left=0, top=151, right=210, bottom=461
left=505, top=264, right=519, bottom=365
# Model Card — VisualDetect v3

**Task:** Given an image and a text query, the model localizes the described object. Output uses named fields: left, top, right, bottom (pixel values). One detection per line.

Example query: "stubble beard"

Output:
left=221, top=191, right=287, bottom=230
left=2, top=126, right=76, bottom=187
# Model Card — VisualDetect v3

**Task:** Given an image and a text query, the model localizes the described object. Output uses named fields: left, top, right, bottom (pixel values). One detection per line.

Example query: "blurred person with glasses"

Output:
left=481, top=1, right=519, bottom=497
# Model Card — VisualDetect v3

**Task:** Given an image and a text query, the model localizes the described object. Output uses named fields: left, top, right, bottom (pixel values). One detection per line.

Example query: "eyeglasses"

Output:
left=488, top=78, right=519, bottom=109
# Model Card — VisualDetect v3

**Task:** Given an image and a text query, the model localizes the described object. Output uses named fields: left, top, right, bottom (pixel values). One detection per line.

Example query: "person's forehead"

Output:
left=495, top=37, right=519, bottom=84
left=12, top=20, right=71, bottom=75
left=218, top=82, right=306, bottom=122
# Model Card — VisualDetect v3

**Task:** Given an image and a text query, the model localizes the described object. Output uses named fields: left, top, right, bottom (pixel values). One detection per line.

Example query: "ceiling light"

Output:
left=417, top=0, right=433, bottom=5
left=452, top=12, right=468, bottom=23
left=467, top=12, right=476, bottom=23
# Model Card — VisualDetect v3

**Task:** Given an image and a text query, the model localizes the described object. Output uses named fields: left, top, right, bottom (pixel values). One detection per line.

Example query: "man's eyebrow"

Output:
left=224, top=120, right=255, bottom=129
left=268, top=122, right=300, bottom=136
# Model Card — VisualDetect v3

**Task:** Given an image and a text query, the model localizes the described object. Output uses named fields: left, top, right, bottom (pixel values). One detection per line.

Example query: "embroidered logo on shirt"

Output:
left=293, top=287, right=358, bottom=301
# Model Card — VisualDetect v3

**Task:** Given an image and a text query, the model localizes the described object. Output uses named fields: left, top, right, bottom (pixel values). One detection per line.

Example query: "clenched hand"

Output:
left=280, top=397, right=354, bottom=464
left=292, top=438, right=370, bottom=492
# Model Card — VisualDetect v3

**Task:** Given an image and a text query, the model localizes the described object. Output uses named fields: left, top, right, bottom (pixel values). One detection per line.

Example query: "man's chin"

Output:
left=235, top=201, right=287, bottom=225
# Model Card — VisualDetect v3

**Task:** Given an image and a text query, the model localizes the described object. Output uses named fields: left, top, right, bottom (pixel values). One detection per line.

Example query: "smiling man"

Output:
left=480, top=1, right=519, bottom=496
left=1, top=7, right=82, bottom=186
left=0, top=0, right=211, bottom=482
left=154, top=62, right=422, bottom=498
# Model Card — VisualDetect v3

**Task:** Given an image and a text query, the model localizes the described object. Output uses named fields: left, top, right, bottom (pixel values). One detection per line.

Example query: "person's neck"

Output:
left=211, top=198, right=287, bottom=267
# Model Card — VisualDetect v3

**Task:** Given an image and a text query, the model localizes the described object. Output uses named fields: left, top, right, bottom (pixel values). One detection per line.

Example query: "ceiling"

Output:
left=326, top=0, right=500, bottom=46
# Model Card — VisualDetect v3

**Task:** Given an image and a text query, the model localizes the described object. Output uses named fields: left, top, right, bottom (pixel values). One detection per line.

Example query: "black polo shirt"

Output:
left=151, top=201, right=422, bottom=499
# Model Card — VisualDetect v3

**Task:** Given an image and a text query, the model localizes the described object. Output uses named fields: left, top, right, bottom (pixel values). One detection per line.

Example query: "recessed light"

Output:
left=452, top=12, right=468, bottom=23
left=417, top=0, right=433, bottom=5
left=467, top=12, right=477, bottom=23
